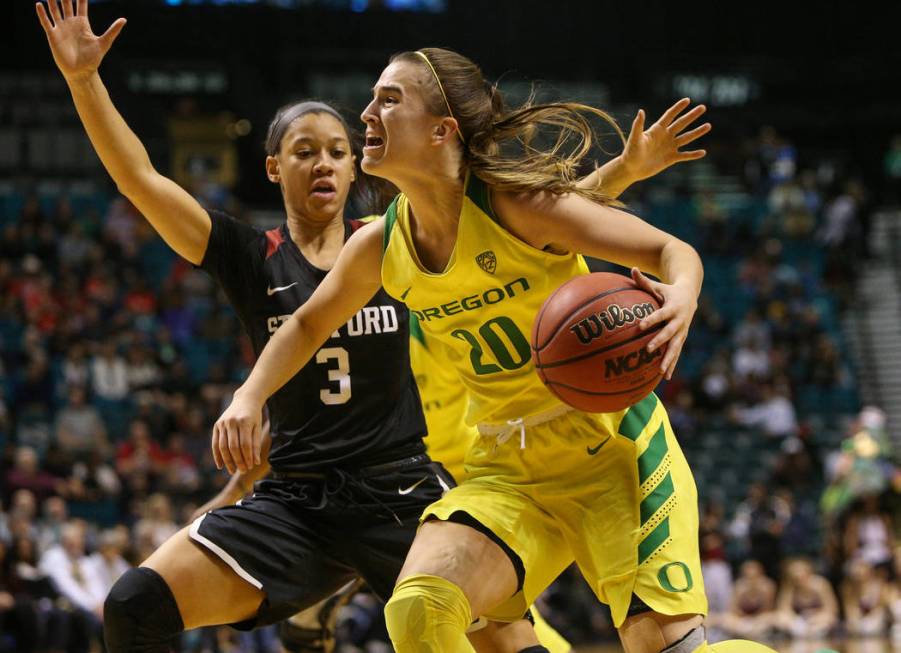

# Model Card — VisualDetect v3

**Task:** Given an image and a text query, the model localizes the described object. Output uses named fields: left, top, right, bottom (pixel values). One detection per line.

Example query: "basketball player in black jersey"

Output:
left=36, top=3, right=459, bottom=651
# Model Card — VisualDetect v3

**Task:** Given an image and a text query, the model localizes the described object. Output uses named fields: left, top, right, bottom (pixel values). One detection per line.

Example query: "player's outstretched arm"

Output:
left=35, top=0, right=211, bottom=264
left=578, top=98, right=711, bottom=197
left=212, top=221, right=385, bottom=474
left=493, top=190, right=703, bottom=381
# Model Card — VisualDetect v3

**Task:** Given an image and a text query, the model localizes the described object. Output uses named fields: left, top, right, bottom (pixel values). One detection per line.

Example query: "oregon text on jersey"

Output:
left=409, top=277, right=530, bottom=323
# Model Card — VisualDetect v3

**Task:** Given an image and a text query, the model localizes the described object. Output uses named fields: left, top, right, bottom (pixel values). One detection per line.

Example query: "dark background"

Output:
left=7, top=0, right=901, bottom=205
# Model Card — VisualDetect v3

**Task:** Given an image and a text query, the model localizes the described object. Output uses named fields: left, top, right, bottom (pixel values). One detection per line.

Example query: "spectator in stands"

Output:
left=133, top=492, right=177, bottom=550
left=0, top=538, right=41, bottom=653
left=57, top=220, right=93, bottom=269
left=729, top=482, right=791, bottom=580
left=697, top=352, right=732, bottom=411
left=819, top=180, right=865, bottom=248
left=841, top=558, right=891, bottom=638
left=67, top=448, right=122, bottom=503
left=35, top=495, right=67, bottom=555
left=733, top=308, right=771, bottom=351
left=4, top=492, right=38, bottom=548
left=770, top=436, right=818, bottom=491
left=890, top=545, right=901, bottom=643
left=38, top=521, right=104, bottom=617
left=700, top=531, right=732, bottom=618
left=115, top=418, right=166, bottom=491
left=90, top=340, right=128, bottom=402
left=844, top=494, right=895, bottom=571
left=733, top=382, right=798, bottom=438
left=731, top=336, right=770, bottom=380
left=717, top=560, right=776, bottom=641
left=84, top=528, right=130, bottom=602
left=160, top=433, right=200, bottom=495
left=59, top=341, right=91, bottom=389
left=124, top=343, right=161, bottom=392
left=4, top=446, right=62, bottom=503
left=774, top=557, right=839, bottom=639
left=803, top=333, right=843, bottom=388
left=54, top=384, right=108, bottom=462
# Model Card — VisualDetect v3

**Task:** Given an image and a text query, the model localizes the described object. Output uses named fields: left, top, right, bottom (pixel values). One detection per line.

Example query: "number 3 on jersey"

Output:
left=316, top=347, right=351, bottom=404
left=452, top=315, right=531, bottom=375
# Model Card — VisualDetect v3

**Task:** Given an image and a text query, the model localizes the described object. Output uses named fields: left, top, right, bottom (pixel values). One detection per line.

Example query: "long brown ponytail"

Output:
left=391, top=48, right=624, bottom=205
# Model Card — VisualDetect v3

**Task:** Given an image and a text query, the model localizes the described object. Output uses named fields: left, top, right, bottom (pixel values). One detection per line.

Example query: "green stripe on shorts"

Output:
left=640, top=471, right=674, bottom=525
left=638, top=516, right=670, bottom=565
left=637, top=423, right=667, bottom=485
left=618, top=393, right=658, bottom=441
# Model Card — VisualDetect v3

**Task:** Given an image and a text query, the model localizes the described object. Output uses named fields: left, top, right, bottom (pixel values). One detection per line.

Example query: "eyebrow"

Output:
left=372, top=84, right=404, bottom=95
left=287, top=136, right=350, bottom=146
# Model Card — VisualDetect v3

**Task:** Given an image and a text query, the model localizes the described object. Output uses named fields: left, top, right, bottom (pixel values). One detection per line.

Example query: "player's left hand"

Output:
left=619, top=98, right=712, bottom=183
left=212, top=390, right=263, bottom=474
left=631, top=267, right=697, bottom=380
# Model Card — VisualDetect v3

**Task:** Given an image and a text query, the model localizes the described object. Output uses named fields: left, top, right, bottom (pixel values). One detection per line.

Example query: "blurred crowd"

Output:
left=0, top=126, right=899, bottom=652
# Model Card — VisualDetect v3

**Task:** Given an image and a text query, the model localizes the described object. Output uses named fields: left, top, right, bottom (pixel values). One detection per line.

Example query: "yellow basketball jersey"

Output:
left=357, top=215, right=476, bottom=480
left=382, top=173, right=589, bottom=425
left=409, top=316, right=476, bottom=481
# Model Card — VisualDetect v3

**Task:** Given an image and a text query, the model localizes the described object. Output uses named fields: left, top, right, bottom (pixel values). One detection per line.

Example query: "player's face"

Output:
left=267, top=113, right=355, bottom=223
left=360, top=61, right=445, bottom=179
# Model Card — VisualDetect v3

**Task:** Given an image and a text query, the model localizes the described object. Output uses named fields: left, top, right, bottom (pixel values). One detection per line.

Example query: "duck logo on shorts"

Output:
left=476, top=250, right=497, bottom=274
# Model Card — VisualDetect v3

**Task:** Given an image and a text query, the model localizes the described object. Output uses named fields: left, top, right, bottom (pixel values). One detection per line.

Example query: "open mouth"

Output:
left=364, top=134, right=385, bottom=151
left=310, top=179, right=337, bottom=199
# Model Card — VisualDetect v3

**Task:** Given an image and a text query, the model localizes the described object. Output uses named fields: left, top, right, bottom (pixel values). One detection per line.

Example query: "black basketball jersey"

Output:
left=200, top=210, right=426, bottom=473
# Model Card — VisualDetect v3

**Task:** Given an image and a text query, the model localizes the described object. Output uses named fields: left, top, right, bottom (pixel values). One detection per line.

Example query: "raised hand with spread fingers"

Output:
left=580, top=97, right=712, bottom=197
left=35, top=0, right=127, bottom=83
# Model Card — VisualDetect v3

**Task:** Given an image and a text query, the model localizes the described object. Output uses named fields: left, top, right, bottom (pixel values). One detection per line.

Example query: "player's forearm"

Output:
left=659, top=238, right=703, bottom=296
left=224, top=459, right=271, bottom=497
left=66, top=73, right=156, bottom=196
left=578, top=156, right=634, bottom=198
left=235, top=314, right=321, bottom=405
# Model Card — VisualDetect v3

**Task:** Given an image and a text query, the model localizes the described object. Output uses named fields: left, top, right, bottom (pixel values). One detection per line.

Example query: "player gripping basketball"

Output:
left=213, top=48, right=776, bottom=653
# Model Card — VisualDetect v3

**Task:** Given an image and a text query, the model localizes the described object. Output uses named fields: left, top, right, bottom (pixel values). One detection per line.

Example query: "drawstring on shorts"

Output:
left=477, top=404, right=573, bottom=452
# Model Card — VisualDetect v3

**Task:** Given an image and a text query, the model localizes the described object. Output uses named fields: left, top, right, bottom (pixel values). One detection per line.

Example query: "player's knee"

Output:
left=104, top=567, right=184, bottom=653
left=384, top=574, right=471, bottom=650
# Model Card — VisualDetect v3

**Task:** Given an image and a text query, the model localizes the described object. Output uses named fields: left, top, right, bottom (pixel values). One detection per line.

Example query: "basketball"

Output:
left=531, top=272, right=666, bottom=413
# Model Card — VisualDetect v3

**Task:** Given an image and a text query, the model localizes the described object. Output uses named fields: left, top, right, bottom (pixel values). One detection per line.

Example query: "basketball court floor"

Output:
left=574, top=639, right=897, bottom=652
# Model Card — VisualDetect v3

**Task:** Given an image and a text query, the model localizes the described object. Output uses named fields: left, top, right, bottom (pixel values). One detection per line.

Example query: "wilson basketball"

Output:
left=531, top=272, right=666, bottom=413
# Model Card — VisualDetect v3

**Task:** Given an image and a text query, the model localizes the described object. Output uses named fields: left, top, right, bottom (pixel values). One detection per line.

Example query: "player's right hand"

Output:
left=212, top=390, right=264, bottom=474
left=35, top=1, right=126, bottom=83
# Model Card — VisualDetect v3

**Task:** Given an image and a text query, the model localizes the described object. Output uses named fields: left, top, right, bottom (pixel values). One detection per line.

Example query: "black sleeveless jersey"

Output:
left=200, top=210, right=426, bottom=473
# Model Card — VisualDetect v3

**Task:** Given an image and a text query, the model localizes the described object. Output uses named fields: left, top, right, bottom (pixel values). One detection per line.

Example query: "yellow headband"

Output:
left=415, top=50, right=465, bottom=144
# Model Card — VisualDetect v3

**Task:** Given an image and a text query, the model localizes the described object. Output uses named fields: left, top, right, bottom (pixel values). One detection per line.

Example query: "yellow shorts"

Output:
left=422, top=393, right=708, bottom=627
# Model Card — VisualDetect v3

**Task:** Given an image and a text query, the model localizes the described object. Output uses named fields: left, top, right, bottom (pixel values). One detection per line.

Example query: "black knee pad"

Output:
left=517, top=647, right=550, bottom=653
left=103, top=567, right=184, bottom=653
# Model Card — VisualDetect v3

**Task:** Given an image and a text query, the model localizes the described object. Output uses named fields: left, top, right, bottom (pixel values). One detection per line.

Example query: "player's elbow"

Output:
left=287, top=309, right=328, bottom=349
left=113, top=163, right=160, bottom=204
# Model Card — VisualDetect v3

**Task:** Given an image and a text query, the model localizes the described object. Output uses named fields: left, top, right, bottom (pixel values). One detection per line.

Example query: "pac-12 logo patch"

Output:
left=476, top=250, right=497, bottom=274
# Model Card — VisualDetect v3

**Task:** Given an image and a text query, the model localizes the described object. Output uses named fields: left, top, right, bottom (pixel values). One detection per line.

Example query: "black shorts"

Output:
left=189, top=454, right=453, bottom=628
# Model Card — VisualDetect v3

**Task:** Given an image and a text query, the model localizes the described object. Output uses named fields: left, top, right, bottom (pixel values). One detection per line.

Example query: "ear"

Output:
left=432, top=117, right=461, bottom=145
left=265, top=155, right=280, bottom=184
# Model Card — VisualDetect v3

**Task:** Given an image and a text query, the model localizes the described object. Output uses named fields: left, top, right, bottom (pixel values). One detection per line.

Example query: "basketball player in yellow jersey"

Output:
left=213, top=49, right=776, bottom=653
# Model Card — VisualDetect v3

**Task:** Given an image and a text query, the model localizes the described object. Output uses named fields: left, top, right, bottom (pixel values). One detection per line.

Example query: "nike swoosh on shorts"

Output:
left=398, top=476, right=428, bottom=495
left=586, top=436, right=612, bottom=456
